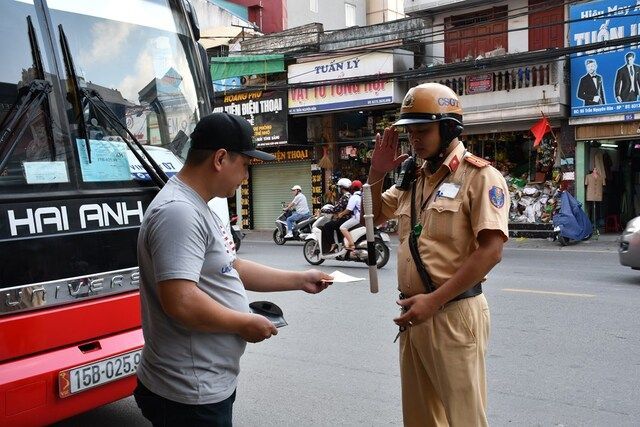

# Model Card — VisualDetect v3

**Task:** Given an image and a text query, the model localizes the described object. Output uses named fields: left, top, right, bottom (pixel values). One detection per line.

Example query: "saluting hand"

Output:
left=393, top=294, right=441, bottom=327
left=371, top=127, right=409, bottom=174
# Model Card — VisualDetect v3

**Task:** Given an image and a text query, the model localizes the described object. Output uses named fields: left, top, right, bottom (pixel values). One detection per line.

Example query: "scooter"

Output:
left=230, top=214, right=245, bottom=252
left=273, top=203, right=315, bottom=245
left=302, top=205, right=391, bottom=268
left=552, top=191, right=592, bottom=246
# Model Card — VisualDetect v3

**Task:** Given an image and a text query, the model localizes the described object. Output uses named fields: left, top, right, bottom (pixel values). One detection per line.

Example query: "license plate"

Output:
left=58, top=349, right=142, bottom=398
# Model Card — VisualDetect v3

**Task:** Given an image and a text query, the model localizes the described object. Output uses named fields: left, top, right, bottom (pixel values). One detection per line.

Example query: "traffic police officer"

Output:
left=366, top=83, right=509, bottom=426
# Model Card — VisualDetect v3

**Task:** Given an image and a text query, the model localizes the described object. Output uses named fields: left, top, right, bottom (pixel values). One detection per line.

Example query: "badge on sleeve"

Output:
left=488, top=186, right=505, bottom=208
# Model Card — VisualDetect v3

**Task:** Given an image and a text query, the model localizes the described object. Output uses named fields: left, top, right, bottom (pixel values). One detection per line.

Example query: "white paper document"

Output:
left=326, top=270, right=365, bottom=283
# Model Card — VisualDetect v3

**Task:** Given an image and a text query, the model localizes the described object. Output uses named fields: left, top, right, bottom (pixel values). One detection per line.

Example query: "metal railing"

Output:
left=435, top=63, right=555, bottom=96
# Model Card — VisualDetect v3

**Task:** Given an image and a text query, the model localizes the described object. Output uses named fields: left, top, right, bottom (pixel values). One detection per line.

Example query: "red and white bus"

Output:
left=0, top=1, right=226, bottom=425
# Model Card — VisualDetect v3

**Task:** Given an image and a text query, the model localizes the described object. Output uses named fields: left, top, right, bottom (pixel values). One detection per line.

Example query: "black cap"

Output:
left=190, top=113, right=275, bottom=161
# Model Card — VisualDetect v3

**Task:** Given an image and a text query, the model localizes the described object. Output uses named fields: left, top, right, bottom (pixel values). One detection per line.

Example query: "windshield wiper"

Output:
left=0, top=16, right=55, bottom=173
left=27, top=15, right=56, bottom=161
left=0, top=80, right=52, bottom=173
left=58, top=24, right=168, bottom=188
left=84, top=88, right=170, bottom=186
left=58, top=25, right=91, bottom=163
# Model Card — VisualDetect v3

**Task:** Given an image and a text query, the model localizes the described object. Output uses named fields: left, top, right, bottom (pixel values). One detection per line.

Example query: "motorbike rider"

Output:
left=284, top=184, right=311, bottom=238
left=337, top=180, right=363, bottom=250
left=321, top=177, right=352, bottom=254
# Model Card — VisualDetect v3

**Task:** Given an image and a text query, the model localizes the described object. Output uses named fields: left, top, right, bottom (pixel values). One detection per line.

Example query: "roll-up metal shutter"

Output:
left=251, top=162, right=311, bottom=229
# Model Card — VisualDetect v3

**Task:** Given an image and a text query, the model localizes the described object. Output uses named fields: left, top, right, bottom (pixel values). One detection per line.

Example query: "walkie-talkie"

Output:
left=395, top=156, right=416, bottom=191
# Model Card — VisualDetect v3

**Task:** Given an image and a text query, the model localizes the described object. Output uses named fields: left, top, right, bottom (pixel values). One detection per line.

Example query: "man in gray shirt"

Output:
left=135, top=113, right=332, bottom=426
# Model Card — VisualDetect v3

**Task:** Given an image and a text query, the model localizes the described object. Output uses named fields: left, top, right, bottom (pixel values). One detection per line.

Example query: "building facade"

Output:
left=225, top=0, right=366, bottom=33
left=404, top=0, right=571, bottom=234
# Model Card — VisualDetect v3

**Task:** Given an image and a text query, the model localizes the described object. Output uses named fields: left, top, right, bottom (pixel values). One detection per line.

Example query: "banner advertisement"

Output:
left=569, top=0, right=640, bottom=117
left=288, top=80, right=394, bottom=114
left=213, top=90, right=288, bottom=147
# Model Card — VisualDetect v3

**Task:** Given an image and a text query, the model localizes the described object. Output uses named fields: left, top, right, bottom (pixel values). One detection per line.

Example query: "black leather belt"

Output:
left=450, top=283, right=483, bottom=303
left=399, top=283, right=482, bottom=305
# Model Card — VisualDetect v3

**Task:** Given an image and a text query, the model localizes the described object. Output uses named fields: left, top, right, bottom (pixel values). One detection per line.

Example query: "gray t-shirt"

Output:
left=136, top=176, right=249, bottom=405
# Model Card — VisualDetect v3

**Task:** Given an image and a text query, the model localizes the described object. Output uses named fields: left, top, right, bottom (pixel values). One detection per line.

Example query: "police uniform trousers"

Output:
left=399, top=294, right=490, bottom=427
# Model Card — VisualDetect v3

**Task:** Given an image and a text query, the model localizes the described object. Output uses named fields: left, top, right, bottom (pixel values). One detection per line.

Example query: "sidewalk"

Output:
left=242, top=229, right=621, bottom=251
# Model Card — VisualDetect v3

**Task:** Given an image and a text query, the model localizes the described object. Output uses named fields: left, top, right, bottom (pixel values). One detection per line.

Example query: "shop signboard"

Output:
left=569, top=0, right=640, bottom=117
left=287, top=51, right=405, bottom=114
left=288, top=52, right=394, bottom=84
left=466, top=74, right=493, bottom=94
left=249, top=148, right=311, bottom=165
left=213, top=90, right=288, bottom=147
left=288, top=80, right=395, bottom=114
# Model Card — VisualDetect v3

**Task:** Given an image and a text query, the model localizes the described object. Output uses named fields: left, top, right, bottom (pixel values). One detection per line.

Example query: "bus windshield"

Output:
left=0, top=0, right=207, bottom=193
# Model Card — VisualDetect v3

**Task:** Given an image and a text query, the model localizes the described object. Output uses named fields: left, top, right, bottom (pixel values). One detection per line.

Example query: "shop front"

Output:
left=461, top=121, right=571, bottom=233
left=573, top=120, right=640, bottom=230
left=287, top=51, right=410, bottom=201
left=248, top=147, right=316, bottom=229
left=567, top=0, right=640, bottom=231
left=213, top=88, right=292, bottom=228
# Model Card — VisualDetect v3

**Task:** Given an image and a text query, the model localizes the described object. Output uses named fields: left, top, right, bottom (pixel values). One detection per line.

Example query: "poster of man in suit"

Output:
left=614, top=52, right=640, bottom=102
left=577, top=59, right=606, bottom=106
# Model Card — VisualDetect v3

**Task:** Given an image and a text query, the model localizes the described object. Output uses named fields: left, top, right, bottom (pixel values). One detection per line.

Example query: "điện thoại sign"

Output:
left=250, top=148, right=311, bottom=165
left=213, top=90, right=288, bottom=147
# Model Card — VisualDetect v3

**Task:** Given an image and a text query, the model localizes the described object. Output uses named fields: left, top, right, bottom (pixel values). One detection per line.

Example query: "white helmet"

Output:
left=291, top=185, right=302, bottom=191
left=337, top=178, right=352, bottom=190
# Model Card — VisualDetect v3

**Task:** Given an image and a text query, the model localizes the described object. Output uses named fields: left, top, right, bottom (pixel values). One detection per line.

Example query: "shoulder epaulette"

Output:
left=464, top=154, right=491, bottom=168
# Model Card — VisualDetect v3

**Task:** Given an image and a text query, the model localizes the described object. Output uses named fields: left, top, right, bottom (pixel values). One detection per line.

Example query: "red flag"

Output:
left=530, top=117, right=551, bottom=147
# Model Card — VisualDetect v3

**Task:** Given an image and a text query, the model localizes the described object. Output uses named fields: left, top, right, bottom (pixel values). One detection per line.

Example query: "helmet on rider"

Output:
left=393, top=83, right=463, bottom=160
left=350, top=180, right=363, bottom=192
left=291, top=185, right=302, bottom=192
left=336, top=178, right=352, bottom=191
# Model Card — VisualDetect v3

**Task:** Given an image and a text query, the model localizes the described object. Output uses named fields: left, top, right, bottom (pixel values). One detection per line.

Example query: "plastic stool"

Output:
left=605, top=214, right=621, bottom=233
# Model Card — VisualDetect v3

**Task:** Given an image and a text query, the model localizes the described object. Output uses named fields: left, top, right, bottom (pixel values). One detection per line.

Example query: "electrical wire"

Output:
left=213, top=2, right=640, bottom=91
left=213, top=33, right=640, bottom=93
left=236, top=0, right=583, bottom=56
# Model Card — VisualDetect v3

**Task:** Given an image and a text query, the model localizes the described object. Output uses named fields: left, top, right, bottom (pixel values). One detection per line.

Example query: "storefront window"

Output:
left=466, top=131, right=561, bottom=224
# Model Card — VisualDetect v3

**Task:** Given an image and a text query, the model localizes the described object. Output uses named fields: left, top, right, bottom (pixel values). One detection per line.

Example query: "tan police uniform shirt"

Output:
left=380, top=142, right=510, bottom=297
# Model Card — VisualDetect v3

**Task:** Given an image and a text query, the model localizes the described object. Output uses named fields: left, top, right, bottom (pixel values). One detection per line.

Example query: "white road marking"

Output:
left=505, top=247, right=615, bottom=254
left=502, top=288, right=595, bottom=298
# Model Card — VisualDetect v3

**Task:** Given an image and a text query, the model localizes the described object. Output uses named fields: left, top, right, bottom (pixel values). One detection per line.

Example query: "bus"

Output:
left=0, top=1, right=227, bottom=424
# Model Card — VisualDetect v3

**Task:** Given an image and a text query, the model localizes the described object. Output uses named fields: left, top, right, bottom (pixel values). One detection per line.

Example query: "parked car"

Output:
left=619, top=216, right=640, bottom=269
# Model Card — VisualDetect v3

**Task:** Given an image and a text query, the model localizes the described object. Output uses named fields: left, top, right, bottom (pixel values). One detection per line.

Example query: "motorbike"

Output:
left=273, top=203, right=315, bottom=245
left=552, top=191, right=593, bottom=246
left=302, top=205, right=391, bottom=268
left=230, top=214, right=245, bottom=251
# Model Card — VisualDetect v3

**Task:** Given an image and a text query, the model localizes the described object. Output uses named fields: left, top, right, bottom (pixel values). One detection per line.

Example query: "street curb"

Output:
left=240, top=230, right=620, bottom=251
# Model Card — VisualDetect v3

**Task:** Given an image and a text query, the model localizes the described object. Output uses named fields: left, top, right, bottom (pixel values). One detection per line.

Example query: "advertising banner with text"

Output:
left=288, top=80, right=395, bottom=114
left=287, top=52, right=400, bottom=114
left=570, top=0, right=640, bottom=117
left=213, top=90, right=288, bottom=147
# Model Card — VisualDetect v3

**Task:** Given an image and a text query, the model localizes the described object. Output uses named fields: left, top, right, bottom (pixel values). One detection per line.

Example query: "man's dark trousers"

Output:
left=134, top=378, right=235, bottom=427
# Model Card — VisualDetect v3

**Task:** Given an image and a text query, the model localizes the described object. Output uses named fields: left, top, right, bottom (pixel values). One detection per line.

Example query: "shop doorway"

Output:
left=251, top=162, right=312, bottom=229
left=586, top=140, right=640, bottom=231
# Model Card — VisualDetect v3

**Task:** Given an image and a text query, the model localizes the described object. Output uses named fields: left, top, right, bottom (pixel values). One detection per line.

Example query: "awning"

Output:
left=211, top=54, right=284, bottom=81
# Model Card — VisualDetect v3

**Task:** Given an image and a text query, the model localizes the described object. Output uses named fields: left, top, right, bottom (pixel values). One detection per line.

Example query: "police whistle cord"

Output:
left=362, top=183, right=378, bottom=294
